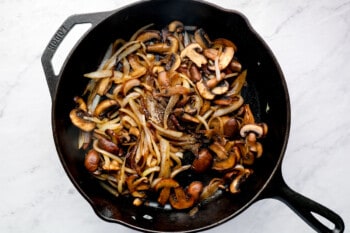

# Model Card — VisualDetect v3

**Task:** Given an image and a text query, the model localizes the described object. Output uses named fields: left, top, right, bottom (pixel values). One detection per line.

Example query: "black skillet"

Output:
left=41, top=0, right=344, bottom=232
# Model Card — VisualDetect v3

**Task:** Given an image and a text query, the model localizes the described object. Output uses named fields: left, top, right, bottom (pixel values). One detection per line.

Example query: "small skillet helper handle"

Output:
left=41, top=11, right=112, bottom=100
left=263, top=169, right=344, bottom=233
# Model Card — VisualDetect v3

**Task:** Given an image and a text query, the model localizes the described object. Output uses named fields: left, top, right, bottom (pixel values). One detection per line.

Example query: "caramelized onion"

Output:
left=69, top=20, right=268, bottom=210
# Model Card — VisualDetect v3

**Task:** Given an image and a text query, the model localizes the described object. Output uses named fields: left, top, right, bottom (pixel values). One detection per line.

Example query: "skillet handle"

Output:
left=264, top=169, right=345, bottom=233
left=41, top=11, right=112, bottom=100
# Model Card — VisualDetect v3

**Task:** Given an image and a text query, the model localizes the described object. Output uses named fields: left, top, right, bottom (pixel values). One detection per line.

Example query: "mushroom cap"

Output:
left=192, top=148, right=213, bottom=173
left=69, top=108, right=96, bottom=132
left=240, top=123, right=267, bottom=138
left=84, top=149, right=100, bottom=172
left=180, top=43, right=207, bottom=67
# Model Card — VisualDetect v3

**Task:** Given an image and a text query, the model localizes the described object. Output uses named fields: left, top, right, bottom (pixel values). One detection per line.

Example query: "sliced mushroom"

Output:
left=180, top=43, right=207, bottom=67
left=93, top=99, right=119, bottom=117
left=209, top=142, right=228, bottom=160
left=229, top=169, right=253, bottom=194
left=196, top=79, right=215, bottom=100
left=217, top=46, right=235, bottom=70
left=240, top=123, right=268, bottom=138
left=147, top=36, right=179, bottom=54
left=154, top=178, right=180, bottom=191
left=211, top=80, right=229, bottom=95
left=70, top=108, right=96, bottom=132
left=164, top=53, right=181, bottom=72
left=241, top=151, right=255, bottom=165
left=154, top=178, right=180, bottom=206
left=207, top=47, right=235, bottom=71
left=194, top=28, right=211, bottom=49
left=252, top=141, right=263, bottom=158
left=169, top=187, right=202, bottom=210
left=213, top=38, right=237, bottom=52
left=74, top=96, right=87, bottom=112
left=212, top=149, right=237, bottom=171
left=135, top=30, right=161, bottom=43
left=168, top=20, right=184, bottom=33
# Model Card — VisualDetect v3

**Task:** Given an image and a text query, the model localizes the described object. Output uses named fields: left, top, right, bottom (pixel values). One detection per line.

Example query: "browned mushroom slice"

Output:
left=93, top=99, right=119, bottom=117
left=209, top=142, right=228, bottom=160
left=229, top=169, right=253, bottom=194
left=147, top=36, right=179, bottom=54
left=154, top=178, right=180, bottom=191
left=194, top=28, right=212, bottom=49
left=168, top=20, right=184, bottom=33
left=169, top=187, right=195, bottom=210
left=196, top=79, right=215, bottom=100
left=164, top=53, right=181, bottom=72
left=242, top=151, right=255, bottom=165
left=69, top=108, right=96, bottom=132
left=211, top=80, right=229, bottom=95
left=212, top=150, right=237, bottom=171
left=204, top=46, right=235, bottom=71
left=240, top=123, right=268, bottom=138
left=154, top=178, right=180, bottom=206
left=217, top=47, right=235, bottom=71
left=135, top=30, right=161, bottom=43
left=74, top=96, right=88, bottom=112
left=213, top=38, right=238, bottom=52
left=180, top=43, right=207, bottom=67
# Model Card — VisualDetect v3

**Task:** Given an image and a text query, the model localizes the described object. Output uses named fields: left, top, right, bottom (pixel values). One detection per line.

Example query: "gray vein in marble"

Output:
left=0, top=55, right=39, bottom=117
left=273, top=6, right=307, bottom=35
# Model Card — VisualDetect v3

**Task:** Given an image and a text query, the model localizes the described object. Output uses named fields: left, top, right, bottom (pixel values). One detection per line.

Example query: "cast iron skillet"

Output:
left=41, top=0, right=344, bottom=232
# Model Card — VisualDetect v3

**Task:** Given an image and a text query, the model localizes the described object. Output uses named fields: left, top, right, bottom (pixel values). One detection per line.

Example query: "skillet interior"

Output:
left=52, top=0, right=290, bottom=232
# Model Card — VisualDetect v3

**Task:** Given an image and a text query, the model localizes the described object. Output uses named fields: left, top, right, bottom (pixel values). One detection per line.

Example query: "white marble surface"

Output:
left=1, top=0, right=349, bottom=232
